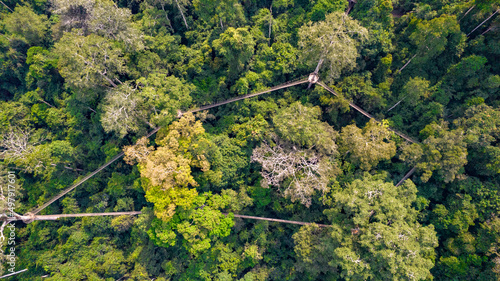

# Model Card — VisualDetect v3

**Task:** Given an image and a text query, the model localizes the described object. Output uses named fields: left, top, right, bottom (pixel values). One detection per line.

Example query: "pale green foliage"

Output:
left=192, top=0, right=246, bottom=28
left=340, top=119, right=396, bottom=170
left=62, top=197, right=80, bottom=214
left=50, top=0, right=94, bottom=15
left=220, top=187, right=253, bottom=212
left=401, top=77, right=431, bottom=106
left=3, top=6, right=49, bottom=45
left=51, top=0, right=143, bottom=48
left=23, top=140, right=75, bottom=178
left=111, top=215, right=135, bottom=232
left=0, top=127, right=43, bottom=161
left=243, top=244, right=263, bottom=261
left=454, top=104, right=500, bottom=175
left=100, top=73, right=194, bottom=138
left=213, top=27, right=256, bottom=75
left=87, top=0, right=144, bottom=49
left=401, top=121, right=468, bottom=183
left=458, top=104, right=500, bottom=147
left=0, top=126, right=74, bottom=178
left=298, top=12, right=368, bottom=80
left=294, top=174, right=438, bottom=280
left=136, top=73, right=194, bottom=127
left=54, top=32, right=127, bottom=89
left=273, top=102, right=338, bottom=155
left=100, top=82, right=142, bottom=138
left=409, top=14, right=465, bottom=62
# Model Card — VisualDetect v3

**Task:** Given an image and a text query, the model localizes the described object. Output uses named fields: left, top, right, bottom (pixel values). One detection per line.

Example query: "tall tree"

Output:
left=2, top=5, right=49, bottom=46
left=212, top=27, right=256, bottom=77
left=136, top=73, right=194, bottom=128
left=251, top=137, right=338, bottom=207
left=272, top=102, right=338, bottom=155
left=400, top=121, right=468, bottom=183
left=100, top=82, right=143, bottom=138
left=148, top=190, right=251, bottom=256
left=54, top=32, right=127, bottom=90
left=124, top=113, right=213, bottom=221
left=340, top=119, right=397, bottom=170
left=51, top=0, right=143, bottom=48
left=298, top=11, right=368, bottom=80
left=293, top=174, right=438, bottom=280
left=408, top=14, right=465, bottom=66
left=87, top=0, right=143, bottom=49
left=192, top=0, right=246, bottom=28
left=455, top=104, right=500, bottom=175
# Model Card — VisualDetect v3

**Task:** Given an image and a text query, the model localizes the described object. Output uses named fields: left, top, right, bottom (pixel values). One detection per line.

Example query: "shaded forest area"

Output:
left=0, top=0, right=500, bottom=280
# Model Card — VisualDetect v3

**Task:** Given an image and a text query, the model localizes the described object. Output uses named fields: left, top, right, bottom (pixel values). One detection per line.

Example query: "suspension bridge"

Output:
left=9, top=56, right=422, bottom=280
left=18, top=69, right=419, bottom=243
left=27, top=70, right=418, bottom=219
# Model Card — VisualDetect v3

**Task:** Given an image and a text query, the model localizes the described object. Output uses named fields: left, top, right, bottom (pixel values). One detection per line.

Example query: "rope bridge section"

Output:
left=28, top=77, right=309, bottom=216
left=317, top=81, right=418, bottom=144
left=33, top=211, right=142, bottom=221
left=30, top=127, right=162, bottom=215
left=29, top=73, right=418, bottom=218
left=184, top=77, right=309, bottom=114
left=227, top=213, right=330, bottom=227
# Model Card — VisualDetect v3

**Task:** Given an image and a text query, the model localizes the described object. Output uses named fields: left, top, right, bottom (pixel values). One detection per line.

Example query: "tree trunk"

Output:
left=160, top=3, right=174, bottom=31
left=268, top=4, right=273, bottom=39
left=99, top=71, right=118, bottom=87
left=39, top=99, right=55, bottom=108
left=174, top=0, right=189, bottom=29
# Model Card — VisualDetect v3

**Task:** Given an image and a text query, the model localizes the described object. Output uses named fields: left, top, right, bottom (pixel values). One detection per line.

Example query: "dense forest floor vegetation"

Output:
left=1, top=0, right=500, bottom=280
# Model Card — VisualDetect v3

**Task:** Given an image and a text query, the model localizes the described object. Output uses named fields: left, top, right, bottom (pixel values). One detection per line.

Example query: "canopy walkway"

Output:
left=228, top=213, right=329, bottom=227
left=317, top=81, right=418, bottom=144
left=18, top=210, right=330, bottom=228
left=30, top=127, right=162, bottom=215
left=13, top=211, right=142, bottom=224
left=0, top=269, right=28, bottom=279
left=28, top=77, right=309, bottom=216
left=183, top=77, right=309, bottom=115
left=27, top=71, right=418, bottom=224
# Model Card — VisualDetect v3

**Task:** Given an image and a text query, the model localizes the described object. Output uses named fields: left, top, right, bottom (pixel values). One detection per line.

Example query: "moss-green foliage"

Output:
left=2, top=0, right=500, bottom=280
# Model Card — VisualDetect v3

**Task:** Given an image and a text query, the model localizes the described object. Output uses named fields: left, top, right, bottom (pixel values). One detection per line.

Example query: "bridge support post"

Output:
left=308, top=73, right=319, bottom=84
left=21, top=212, right=35, bottom=224
left=307, top=72, right=320, bottom=89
